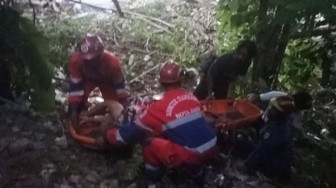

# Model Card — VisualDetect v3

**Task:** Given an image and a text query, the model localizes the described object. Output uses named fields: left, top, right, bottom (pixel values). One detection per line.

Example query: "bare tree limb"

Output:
left=28, top=0, right=36, bottom=24
left=131, top=47, right=173, bottom=57
left=123, top=10, right=175, bottom=28
left=111, top=0, right=124, bottom=17
left=132, top=15, right=172, bottom=34
left=113, top=32, right=120, bottom=46
left=129, top=64, right=160, bottom=84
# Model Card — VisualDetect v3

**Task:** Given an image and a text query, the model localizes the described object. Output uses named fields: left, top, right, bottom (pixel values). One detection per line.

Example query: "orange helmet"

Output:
left=78, top=33, right=104, bottom=60
left=159, top=61, right=182, bottom=83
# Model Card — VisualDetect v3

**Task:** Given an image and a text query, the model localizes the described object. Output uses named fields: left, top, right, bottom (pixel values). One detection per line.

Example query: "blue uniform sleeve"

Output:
left=105, top=121, right=143, bottom=145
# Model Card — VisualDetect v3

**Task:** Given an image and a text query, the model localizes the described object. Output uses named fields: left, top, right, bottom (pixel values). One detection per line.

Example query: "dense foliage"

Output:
left=216, top=0, right=336, bottom=91
left=216, top=0, right=336, bottom=187
left=0, top=4, right=55, bottom=111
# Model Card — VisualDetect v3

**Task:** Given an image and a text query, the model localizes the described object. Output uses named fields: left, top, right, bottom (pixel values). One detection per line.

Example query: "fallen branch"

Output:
left=113, top=32, right=120, bottom=46
left=52, top=1, right=61, bottom=12
left=130, top=16, right=172, bottom=34
left=131, top=47, right=173, bottom=57
left=123, top=10, right=175, bottom=28
left=129, top=64, right=160, bottom=84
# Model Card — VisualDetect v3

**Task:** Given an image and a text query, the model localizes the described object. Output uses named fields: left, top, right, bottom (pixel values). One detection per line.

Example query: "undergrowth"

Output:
left=43, top=2, right=200, bottom=70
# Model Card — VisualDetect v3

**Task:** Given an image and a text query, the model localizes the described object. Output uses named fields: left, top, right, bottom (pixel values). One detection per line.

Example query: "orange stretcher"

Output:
left=201, top=99, right=263, bottom=131
left=69, top=121, right=105, bottom=150
left=69, top=99, right=263, bottom=149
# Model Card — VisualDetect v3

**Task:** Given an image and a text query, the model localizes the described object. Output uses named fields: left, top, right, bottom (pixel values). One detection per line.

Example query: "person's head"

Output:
left=234, top=40, right=257, bottom=75
left=159, top=60, right=182, bottom=91
left=78, top=33, right=104, bottom=70
left=265, top=96, right=295, bottom=119
left=236, top=40, right=257, bottom=63
left=292, top=91, right=313, bottom=110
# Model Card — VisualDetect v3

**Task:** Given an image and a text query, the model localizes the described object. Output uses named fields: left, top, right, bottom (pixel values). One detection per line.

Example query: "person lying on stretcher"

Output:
left=77, top=100, right=124, bottom=135
left=76, top=94, right=161, bottom=138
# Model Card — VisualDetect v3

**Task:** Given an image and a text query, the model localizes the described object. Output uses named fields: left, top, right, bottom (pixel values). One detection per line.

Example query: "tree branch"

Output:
left=129, top=64, right=160, bottom=84
left=271, top=23, right=290, bottom=89
left=122, top=10, right=175, bottom=28
left=28, top=0, right=36, bottom=24
left=111, top=0, right=124, bottom=17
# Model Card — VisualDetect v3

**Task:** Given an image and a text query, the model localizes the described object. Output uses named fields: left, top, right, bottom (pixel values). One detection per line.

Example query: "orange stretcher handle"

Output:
left=69, top=124, right=96, bottom=145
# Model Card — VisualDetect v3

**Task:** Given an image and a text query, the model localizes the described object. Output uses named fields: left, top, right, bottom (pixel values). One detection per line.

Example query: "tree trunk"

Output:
left=252, top=0, right=291, bottom=88
left=253, top=25, right=281, bottom=86
left=271, top=24, right=290, bottom=89
left=111, top=0, right=124, bottom=17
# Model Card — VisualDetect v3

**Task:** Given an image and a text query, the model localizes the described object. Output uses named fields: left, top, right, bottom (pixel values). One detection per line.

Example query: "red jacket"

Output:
left=106, top=89, right=216, bottom=154
left=68, top=50, right=128, bottom=112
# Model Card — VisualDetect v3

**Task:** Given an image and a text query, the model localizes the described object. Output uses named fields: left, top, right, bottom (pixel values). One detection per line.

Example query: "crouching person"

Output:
left=99, top=61, right=217, bottom=187
left=245, top=96, right=296, bottom=183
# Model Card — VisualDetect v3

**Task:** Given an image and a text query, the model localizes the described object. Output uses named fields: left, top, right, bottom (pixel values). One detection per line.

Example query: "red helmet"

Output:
left=78, top=33, right=104, bottom=60
left=159, top=61, right=182, bottom=83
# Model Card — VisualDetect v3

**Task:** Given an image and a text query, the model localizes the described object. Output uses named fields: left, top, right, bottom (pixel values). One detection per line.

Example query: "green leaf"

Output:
left=228, top=0, right=240, bottom=12
left=230, top=14, right=243, bottom=27
left=0, top=8, right=55, bottom=112
left=30, top=87, right=56, bottom=112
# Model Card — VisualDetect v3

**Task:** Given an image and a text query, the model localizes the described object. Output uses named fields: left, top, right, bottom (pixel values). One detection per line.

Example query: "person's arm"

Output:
left=206, top=60, right=218, bottom=99
left=259, top=91, right=288, bottom=102
left=103, top=101, right=158, bottom=147
left=206, top=73, right=214, bottom=99
left=104, top=121, right=143, bottom=146
left=68, top=54, right=84, bottom=125
left=109, top=55, right=129, bottom=106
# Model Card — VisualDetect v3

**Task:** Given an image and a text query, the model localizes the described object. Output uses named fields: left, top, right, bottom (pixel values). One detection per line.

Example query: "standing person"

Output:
left=99, top=61, right=217, bottom=187
left=194, top=40, right=257, bottom=100
left=68, top=33, right=128, bottom=125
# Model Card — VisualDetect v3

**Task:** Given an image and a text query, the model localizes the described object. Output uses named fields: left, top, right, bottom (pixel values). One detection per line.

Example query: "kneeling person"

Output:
left=100, top=61, right=217, bottom=186
left=245, top=96, right=296, bottom=182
